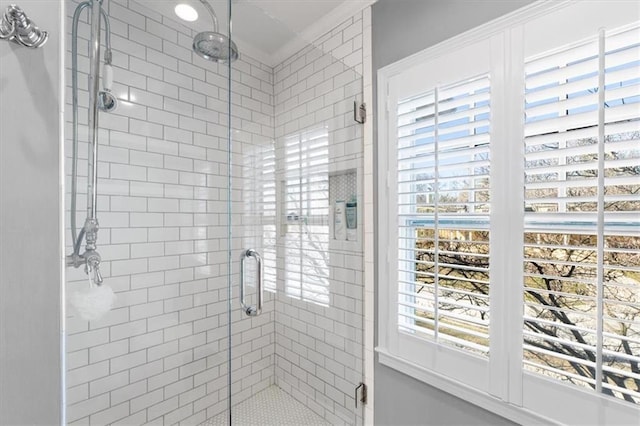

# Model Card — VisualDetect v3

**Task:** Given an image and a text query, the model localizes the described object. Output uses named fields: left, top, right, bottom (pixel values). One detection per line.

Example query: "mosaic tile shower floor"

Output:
left=203, top=386, right=330, bottom=426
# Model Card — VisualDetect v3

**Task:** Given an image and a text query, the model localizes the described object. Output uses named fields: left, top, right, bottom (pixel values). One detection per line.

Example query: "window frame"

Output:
left=376, top=1, right=640, bottom=425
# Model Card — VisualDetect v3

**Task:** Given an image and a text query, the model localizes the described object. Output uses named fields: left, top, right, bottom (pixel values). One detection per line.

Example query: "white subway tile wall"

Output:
left=65, top=0, right=366, bottom=424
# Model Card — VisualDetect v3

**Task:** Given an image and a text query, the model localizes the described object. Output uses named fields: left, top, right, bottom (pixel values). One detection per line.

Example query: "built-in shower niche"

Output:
left=279, top=164, right=361, bottom=250
left=329, top=167, right=360, bottom=249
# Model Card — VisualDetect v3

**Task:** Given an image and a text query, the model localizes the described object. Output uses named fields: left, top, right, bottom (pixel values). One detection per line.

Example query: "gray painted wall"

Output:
left=376, top=363, right=515, bottom=426
left=0, top=0, right=62, bottom=423
left=372, top=1, right=533, bottom=425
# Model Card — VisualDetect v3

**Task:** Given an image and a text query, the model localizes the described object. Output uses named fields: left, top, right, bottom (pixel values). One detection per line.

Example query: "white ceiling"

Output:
left=135, top=0, right=375, bottom=67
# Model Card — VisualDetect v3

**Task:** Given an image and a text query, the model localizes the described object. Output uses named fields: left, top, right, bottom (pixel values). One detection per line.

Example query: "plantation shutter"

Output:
left=396, top=75, right=492, bottom=356
left=261, top=144, right=277, bottom=292
left=242, top=141, right=277, bottom=292
left=283, top=128, right=330, bottom=306
left=523, top=23, right=640, bottom=404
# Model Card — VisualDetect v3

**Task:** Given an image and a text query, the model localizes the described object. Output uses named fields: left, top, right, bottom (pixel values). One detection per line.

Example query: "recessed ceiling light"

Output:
left=175, top=4, right=198, bottom=22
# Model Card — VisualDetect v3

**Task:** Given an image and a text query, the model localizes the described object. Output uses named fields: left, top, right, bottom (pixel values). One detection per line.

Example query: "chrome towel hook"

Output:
left=0, top=4, right=48, bottom=48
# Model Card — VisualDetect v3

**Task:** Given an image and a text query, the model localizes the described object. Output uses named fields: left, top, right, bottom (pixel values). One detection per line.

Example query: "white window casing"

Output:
left=377, top=1, right=640, bottom=425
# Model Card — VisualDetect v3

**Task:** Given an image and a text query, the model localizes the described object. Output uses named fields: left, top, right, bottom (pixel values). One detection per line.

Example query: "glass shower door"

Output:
left=60, top=0, right=365, bottom=423
left=63, top=0, right=237, bottom=424
left=227, top=1, right=366, bottom=424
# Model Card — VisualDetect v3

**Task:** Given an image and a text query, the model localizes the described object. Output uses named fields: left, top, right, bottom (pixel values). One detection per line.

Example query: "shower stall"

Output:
left=63, top=0, right=367, bottom=423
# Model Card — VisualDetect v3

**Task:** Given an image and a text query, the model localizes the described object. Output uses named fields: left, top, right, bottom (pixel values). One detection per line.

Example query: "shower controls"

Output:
left=240, top=249, right=263, bottom=317
left=85, top=250, right=103, bottom=286
left=0, top=4, right=48, bottom=48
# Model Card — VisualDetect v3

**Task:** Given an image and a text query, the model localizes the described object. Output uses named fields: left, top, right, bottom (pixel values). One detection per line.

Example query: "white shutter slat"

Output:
left=525, top=161, right=598, bottom=177
left=398, top=92, right=435, bottom=116
left=525, top=40, right=598, bottom=75
left=525, top=109, right=598, bottom=136
left=526, top=92, right=598, bottom=118
left=525, top=66, right=639, bottom=105
left=399, top=280, right=491, bottom=296
left=397, top=132, right=436, bottom=146
left=523, top=330, right=598, bottom=352
left=525, top=76, right=598, bottom=105
left=438, top=90, right=490, bottom=113
left=524, top=142, right=598, bottom=161
left=398, top=187, right=491, bottom=198
left=523, top=360, right=598, bottom=386
left=525, top=120, right=640, bottom=147
left=436, top=104, right=490, bottom=127
left=526, top=56, right=598, bottom=90
left=398, top=119, right=436, bottom=138
left=399, top=130, right=489, bottom=148
left=526, top=47, right=638, bottom=91
left=524, top=301, right=596, bottom=320
left=438, top=119, right=491, bottom=139
left=399, top=173, right=489, bottom=186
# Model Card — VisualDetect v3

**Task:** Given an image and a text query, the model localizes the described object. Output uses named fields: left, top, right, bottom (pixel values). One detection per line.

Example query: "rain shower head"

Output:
left=193, top=0, right=238, bottom=63
left=193, top=31, right=238, bottom=62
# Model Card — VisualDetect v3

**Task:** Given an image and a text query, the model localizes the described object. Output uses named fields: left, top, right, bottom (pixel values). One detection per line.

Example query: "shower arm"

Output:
left=198, top=0, right=219, bottom=32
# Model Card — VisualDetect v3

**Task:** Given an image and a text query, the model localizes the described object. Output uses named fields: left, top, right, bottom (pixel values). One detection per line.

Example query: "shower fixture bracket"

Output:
left=66, top=253, right=83, bottom=268
left=83, top=217, right=99, bottom=251
left=355, top=382, right=367, bottom=408
left=354, top=101, right=366, bottom=124
left=0, top=4, right=48, bottom=48
left=66, top=249, right=103, bottom=285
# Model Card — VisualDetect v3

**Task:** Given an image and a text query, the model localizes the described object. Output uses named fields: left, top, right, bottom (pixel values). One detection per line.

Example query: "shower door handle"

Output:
left=240, top=249, right=263, bottom=317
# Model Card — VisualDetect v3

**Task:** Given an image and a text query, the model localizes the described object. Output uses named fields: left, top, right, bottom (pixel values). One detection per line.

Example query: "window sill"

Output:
left=375, top=347, right=561, bottom=426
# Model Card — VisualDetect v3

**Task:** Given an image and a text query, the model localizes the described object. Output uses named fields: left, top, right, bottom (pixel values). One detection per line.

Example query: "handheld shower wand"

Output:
left=99, top=42, right=117, bottom=112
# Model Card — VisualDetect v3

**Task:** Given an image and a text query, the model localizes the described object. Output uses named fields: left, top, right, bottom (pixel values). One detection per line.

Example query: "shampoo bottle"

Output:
left=346, top=196, right=357, bottom=241
left=334, top=200, right=347, bottom=240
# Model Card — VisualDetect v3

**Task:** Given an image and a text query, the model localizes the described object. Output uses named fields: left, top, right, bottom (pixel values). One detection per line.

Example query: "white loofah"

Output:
left=70, top=283, right=116, bottom=321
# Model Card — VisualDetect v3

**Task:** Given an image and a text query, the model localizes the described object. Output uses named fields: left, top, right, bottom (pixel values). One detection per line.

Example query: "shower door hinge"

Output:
left=355, top=382, right=367, bottom=408
left=354, top=101, right=366, bottom=124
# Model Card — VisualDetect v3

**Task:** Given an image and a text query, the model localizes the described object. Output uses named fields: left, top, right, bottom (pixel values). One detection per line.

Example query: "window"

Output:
left=377, top=2, right=639, bottom=424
